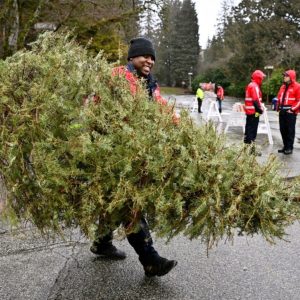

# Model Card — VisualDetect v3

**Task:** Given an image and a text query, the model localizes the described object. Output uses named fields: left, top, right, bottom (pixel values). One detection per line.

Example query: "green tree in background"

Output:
left=0, top=0, right=48, bottom=58
left=201, top=0, right=300, bottom=97
left=154, top=0, right=181, bottom=86
left=0, top=0, right=164, bottom=61
left=154, top=0, right=200, bottom=87
left=170, top=0, right=200, bottom=86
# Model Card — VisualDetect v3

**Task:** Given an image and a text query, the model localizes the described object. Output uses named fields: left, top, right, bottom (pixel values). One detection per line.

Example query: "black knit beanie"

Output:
left=127, top=37, right=156, bottom=61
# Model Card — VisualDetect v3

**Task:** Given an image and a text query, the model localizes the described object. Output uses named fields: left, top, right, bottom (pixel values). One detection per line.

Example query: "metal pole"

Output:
left=188, top=72, right=193, bottom=90
left=267, top=70, right=270, bottom=104
left=264, top=66, right=273, bottom=104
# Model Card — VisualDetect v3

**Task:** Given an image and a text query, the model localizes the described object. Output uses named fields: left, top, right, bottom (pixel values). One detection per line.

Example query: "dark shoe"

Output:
left=90, top=242, right=126, bottom=260
left=143, top=257, right=177, bottom=277
left=278, top=148, right=285, bottom=153
left=284, top=149, right=293, bottom=155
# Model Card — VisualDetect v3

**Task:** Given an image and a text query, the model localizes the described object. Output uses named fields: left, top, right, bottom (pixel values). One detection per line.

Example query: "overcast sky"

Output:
left=195, top=0, right=240, bottom=49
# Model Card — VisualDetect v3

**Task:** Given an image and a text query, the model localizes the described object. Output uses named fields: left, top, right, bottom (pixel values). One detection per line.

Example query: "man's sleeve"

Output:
left=253, top=101, right=263, bottom=114
left=291, top=84, right=300, bottom=112
left=199, top=89, right=204, bottom=99
left=153, top=86, right=168, bottom=105
left=153, top=85, right=180, bottom=124
left=251, top=85, right=263, bottom=114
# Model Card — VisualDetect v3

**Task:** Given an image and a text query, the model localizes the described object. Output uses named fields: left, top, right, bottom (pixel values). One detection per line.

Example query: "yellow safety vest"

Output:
left=196, top=88, right=204, bottom=100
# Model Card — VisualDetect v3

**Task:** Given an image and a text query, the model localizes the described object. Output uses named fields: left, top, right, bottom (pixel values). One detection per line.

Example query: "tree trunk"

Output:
left=8, top=0, right=19, bottom=52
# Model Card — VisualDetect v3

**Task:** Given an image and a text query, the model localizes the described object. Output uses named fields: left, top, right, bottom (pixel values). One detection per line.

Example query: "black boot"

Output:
left=278, top=148, right=285, bottom=153
left=143, top=256, right=177, bottom=277
left=284, top=149, right=293, bottom=155
left=90, top=241, right=126, bottom=260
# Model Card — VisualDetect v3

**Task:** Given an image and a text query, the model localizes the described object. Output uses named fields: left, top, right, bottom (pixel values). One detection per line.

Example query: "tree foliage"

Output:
left=201, top=0, right=300, bottom=97
left=154, top=0, right=181, bottom=86
left=155, top=0, right=200, bottom=86
left=0, top=0, right=164, bottom=61
left=170, top=0, right=200, bottom=86
left=0, top=32, right=299, bottom=247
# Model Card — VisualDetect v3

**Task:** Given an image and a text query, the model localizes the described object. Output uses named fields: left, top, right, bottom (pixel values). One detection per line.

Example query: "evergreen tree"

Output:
left=170, top=0, right=200, bottom=86
left=154, top=0, right=181, bottom=86
left=0, top=0, right=165, bottom=61
left=140, top=1, right=158, bottom=40
left=200, top=0, right=300, bottom=96
left=0, top=0, right=47, bottom=58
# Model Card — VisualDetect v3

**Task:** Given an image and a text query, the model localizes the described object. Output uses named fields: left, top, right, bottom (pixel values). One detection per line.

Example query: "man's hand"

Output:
left=253, top=101, right=263, bottom=115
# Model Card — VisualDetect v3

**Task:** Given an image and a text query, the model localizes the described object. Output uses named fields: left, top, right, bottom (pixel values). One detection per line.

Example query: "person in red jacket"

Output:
left=244, top=70, right=266, bottom=149
left=277, top=70, right=300, bottom=155
left=216, top=84, right=224, bottom=113
left=90, top=37, right=177, bottom=277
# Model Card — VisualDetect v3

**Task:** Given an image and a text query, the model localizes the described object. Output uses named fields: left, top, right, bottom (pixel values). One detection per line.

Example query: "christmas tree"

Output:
left=0, top=32, right=299, bottom=248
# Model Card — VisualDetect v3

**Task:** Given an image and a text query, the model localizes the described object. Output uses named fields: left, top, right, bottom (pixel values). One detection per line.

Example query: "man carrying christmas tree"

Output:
left=90, top=37, right=177, bottom=277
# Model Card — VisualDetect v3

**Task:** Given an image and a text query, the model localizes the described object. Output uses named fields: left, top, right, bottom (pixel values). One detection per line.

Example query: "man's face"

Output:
left=283, top=73, right=291, bottom=83
left=131, top=55, right=155, bottom=76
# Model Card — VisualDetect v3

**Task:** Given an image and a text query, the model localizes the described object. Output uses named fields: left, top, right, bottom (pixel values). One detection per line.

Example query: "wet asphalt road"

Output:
left=1, top=92, right=300, bottom=300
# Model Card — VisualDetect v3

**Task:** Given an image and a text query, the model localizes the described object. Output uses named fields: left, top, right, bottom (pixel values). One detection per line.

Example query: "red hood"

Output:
left=285, top=70, right=296, bottom=82
left=251, top=70, right=266, bottom=86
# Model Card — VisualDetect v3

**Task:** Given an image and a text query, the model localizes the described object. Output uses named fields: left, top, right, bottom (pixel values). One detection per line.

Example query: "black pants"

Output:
left=216, top=98, right=222, bottom=113
left=244, top=114, right=259, bottom=144
left=279, top=110, right=297, bottom=150
left=197, top=98, right=202, bottom=112
left=97, top=217, right=159, bottom=265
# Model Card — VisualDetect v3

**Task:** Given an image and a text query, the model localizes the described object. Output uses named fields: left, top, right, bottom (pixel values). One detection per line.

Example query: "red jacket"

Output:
left=216, top=86, right=224, bottom=100
left=112, top=65, right=167, bottom=105
left=84, top=65, right=168, bottom=107
left=244, top=71, right=264, bottom=115
left=112, top=64, right=179, bottom=123
left=277, top=70, right=300, bottom=114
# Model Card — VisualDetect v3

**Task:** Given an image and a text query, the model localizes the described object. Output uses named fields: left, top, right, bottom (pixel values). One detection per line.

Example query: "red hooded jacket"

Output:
left=277, top=70, right=300, bottom=114
left=244, top=70, right=265, bottom=115
left=216, top=86, right=224, bottom=100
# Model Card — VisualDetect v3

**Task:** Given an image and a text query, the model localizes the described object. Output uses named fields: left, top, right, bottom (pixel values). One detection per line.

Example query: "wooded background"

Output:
left=1, top=0, right=300, bottom=97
